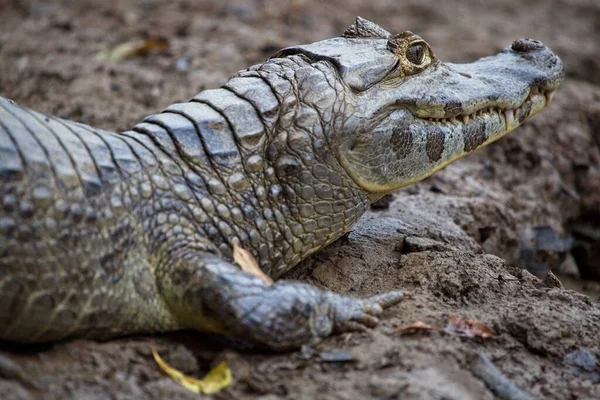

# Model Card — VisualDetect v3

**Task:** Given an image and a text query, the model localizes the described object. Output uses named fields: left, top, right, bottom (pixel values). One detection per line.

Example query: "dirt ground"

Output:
left=1, top=0, right=600, bottom=399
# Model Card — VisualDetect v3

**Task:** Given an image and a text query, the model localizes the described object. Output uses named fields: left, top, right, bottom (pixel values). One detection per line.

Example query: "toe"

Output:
left=341, top=321, right=369, bottom=332
left=369, top=290, right=405, bottom=309
left=353, top=312, right=379, bottom=328
left=361, top=302, right=383, bottom=316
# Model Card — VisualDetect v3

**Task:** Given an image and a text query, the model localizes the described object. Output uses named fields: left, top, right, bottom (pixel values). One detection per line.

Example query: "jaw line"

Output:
left=412, top=86, right=554, bottom=134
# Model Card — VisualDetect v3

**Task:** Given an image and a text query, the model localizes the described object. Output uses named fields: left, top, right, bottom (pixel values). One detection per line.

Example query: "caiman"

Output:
left=0, top=18, right=564, bottom=349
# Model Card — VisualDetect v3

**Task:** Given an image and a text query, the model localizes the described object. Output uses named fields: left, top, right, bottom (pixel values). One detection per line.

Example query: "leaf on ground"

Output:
left=233, top=243, right=273, bottom=285
left=396, top=321, right=438, bottom=334
left=152, top=348, right=232, bottom=395
left=443, top=315, right=493, bottom=339
left=96, top=38, right=168, bottom=62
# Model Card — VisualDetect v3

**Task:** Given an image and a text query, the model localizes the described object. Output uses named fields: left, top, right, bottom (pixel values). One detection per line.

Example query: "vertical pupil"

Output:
left=408, top=45, right=424, bottom=64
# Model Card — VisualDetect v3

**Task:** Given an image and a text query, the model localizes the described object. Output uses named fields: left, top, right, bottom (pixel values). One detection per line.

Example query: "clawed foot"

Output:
left=228, top=280, right=405, bottom=350
left=188, top=258, right=406, bottom=350
left=326, top=290, right=405, bottom=333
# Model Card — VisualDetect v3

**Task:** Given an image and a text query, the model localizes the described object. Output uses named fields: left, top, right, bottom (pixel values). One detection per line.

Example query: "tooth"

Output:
left=504, top=109, right=514, bottom=127
left=545, top=90, right=555, bottom=105
left=450, top=117, right=458, bottom=124
left=463, top=115, right=469, bottom=124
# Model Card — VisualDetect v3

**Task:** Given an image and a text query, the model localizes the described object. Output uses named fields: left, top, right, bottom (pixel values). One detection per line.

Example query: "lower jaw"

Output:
left=401, top=93, right=551, bottom=185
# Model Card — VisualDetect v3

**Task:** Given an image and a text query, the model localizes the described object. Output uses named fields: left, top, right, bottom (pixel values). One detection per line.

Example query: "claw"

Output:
left=360, top=302, right=383, bottom=316
left=353, top=312, right=379, bottom=328
left=368, top=290, right=405, bottom=308
left=342, top=321, right=369, bottom=332
left=330, top=289, right=405, bottom=335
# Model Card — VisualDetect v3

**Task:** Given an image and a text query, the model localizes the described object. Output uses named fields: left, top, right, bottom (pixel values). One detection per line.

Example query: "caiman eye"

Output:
left=406, top=43, right=426, bottom=65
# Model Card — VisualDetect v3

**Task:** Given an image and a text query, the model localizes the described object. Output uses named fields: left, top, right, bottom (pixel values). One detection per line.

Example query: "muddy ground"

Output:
left=1, top=0, right=600, bottom=399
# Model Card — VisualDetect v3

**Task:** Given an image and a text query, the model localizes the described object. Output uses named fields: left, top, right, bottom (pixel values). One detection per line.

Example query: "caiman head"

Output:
left=271, top=17, right=564, bottom=193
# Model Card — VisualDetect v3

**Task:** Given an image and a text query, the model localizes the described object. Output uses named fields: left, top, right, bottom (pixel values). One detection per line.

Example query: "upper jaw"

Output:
left=417, top=84, right=555, bottom=131
left=386, top=38, right=564, bottom=126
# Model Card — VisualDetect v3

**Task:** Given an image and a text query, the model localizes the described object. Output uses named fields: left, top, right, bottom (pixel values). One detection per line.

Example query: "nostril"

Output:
left=512, top=38, right=545, bottom=53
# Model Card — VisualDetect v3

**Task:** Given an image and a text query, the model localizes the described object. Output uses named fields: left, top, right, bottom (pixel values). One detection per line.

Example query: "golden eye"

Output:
left=406, top=43, right=426, bottom=65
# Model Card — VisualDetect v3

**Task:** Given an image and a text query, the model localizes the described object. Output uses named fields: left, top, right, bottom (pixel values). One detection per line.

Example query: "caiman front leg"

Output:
left=157, top=247, right=404, bottom=350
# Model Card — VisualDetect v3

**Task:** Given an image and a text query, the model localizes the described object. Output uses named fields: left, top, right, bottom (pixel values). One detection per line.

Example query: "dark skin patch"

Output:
left=390, top=126, right=413, bottom=159
left=464, top=122, right=488, bottom=152
left=426, top=127, right=445, bottom=162
left=443, top=100, right=463, bottom=117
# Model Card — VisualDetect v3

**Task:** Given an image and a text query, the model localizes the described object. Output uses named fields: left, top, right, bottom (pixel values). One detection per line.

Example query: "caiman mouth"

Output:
left=419, top=85, right=556, bottom=129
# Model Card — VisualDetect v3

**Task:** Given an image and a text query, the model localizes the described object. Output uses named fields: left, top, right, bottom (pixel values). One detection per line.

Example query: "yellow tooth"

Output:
left=450, top=117, right=458, bottom=124
left=463, top=115, right=469, bottom=124
left=545, top=90, right=555, bottom=105
left=504, top=109, right=515, bottom=128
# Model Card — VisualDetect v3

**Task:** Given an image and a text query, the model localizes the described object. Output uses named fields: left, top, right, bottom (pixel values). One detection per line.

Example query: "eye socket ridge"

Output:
left=386, top=32, right=435, bottom=79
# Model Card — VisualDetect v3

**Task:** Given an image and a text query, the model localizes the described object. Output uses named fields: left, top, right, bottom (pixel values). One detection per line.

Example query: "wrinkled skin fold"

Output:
left=0, top=18, right=563, bottom=349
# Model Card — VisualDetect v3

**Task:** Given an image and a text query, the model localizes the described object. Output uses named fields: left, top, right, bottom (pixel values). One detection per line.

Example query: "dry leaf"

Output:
left=396, top=321, right=438, bottom=334
left=444, top=315, right=493, bottom=339
left=152, top=348, right=232, bottom=395
left=233, top=243, right=273, bottom=285
left=96, top=38, right=168, bottom=62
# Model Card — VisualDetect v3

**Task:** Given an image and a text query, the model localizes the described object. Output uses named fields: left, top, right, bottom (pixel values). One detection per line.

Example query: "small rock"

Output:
left=319, top=348, right=354, bottom=363
left=563, top=348, right=600, bottom=383
left=402, top=236, right=451, bottom=253
left=175, top=56, right=191, bottom=72
left=520, top=226, right=574, bottom=276
left=300, top=344, right=315, bottom=359
left=370, top=194, right=395, bottom=210
left=542, top=271, right=563, bottom=289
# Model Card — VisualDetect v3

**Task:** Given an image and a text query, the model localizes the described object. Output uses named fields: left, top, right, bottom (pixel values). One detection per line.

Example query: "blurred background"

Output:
left=0, top=0, right=597, bottom=129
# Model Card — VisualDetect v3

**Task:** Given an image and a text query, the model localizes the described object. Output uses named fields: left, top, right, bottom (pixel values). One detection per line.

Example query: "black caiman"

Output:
left=0, top=18, right=564, bottom=349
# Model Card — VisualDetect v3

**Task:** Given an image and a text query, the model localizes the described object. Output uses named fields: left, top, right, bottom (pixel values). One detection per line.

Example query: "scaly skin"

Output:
left=0, top=18, right=563, bottom=350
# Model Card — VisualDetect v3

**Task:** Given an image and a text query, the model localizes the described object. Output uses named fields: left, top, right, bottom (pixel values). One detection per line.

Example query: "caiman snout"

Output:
left=504, top=37, right=564, bottom=94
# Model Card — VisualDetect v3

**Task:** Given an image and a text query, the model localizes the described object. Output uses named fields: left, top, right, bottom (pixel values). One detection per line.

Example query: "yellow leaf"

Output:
left=152, top=348, right=232, bottom=395
left=96, top=39, right=169, bottom=62
left=233, top=243, right=273, bottom=286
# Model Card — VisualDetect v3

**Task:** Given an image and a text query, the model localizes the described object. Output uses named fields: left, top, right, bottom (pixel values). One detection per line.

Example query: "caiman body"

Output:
left=0, top=18, right=563, bottom=349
